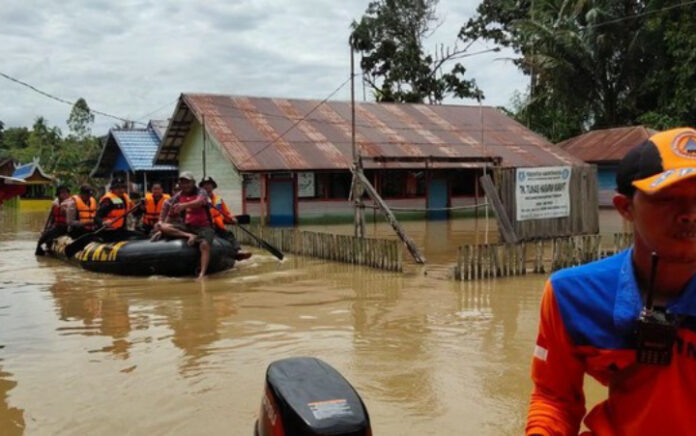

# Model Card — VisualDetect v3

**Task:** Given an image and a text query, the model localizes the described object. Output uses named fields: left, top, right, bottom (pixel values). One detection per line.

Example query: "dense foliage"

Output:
left=350, top=0, right=484, bottom=103
left=462, top=0, right=696, bottom=142
left=0, top=98, right=101, bottom=189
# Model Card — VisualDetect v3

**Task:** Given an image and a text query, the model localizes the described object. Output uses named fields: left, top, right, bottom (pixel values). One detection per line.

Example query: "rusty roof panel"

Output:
left=154, top=94, right=584, bottom=171
left=557, top=126, right=655, bottom=163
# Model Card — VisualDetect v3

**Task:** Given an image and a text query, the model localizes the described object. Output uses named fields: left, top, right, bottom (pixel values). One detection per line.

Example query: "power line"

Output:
left=135, top=98, right=178, bottom=122
left=0, top=71, right=144, bottom=126
left=237, top=75, right=355, bottom=165
left=580, top=0, right=696, bottom=30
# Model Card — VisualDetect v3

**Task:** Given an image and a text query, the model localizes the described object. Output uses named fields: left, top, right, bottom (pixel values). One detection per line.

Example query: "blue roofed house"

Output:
left=92, top=121, right=178, bottom=193
left=11, top=158, right=53, bottom=198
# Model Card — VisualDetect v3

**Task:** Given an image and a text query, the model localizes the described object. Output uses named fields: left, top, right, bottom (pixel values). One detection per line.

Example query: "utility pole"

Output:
left=351, top=39, right=365, bottom=238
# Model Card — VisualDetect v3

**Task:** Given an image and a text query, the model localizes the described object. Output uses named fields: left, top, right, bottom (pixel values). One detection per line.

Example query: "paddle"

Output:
left=230, top=216, right=283, bottom=261
left=64, top=201, right=142, bottom=258
left=34, top=208, right=54, bottom=255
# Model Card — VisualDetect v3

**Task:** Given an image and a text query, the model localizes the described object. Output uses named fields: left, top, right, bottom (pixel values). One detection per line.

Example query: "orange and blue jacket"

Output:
left=527, top=249, right=696, bottom=436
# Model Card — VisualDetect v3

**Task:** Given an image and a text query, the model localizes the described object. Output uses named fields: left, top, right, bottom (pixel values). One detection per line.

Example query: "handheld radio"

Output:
left=634, top=253, right=678, bottom=365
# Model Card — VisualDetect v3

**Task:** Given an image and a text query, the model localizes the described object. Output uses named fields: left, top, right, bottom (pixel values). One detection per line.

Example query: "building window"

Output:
left=316, top=172, right=351, bottom=199
left=451, top=170, right=479, bottom=196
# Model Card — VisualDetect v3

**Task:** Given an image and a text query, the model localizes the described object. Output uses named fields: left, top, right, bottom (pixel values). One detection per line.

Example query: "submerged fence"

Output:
left=233, top=225, right=403, bottom=272
left=453, top=233, right=633, bottom=281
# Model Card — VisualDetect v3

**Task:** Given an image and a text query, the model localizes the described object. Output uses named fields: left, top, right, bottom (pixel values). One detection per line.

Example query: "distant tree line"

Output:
left=0, top=98, right=102, bottom=189
left=352, top=0, right=696, bottom=142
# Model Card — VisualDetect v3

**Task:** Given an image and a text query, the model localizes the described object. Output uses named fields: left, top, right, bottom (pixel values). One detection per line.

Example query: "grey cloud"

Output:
left=0, top=0, right=525, bottom=135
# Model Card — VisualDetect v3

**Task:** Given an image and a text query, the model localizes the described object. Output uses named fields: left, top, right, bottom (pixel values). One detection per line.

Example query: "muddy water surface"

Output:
left=0, top=209, right=615, bottom=435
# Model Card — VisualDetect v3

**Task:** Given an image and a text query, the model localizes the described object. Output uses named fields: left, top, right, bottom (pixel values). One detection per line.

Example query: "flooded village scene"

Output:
left=2, top=1, right=696, bottom=435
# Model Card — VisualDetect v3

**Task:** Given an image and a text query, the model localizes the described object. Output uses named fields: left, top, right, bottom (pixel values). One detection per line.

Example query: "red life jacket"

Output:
left=51, top=201, right=67, bottom=227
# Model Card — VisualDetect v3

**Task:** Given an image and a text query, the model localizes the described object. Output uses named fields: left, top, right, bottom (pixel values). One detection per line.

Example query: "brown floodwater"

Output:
left=0, top=208, right=617, bottom=435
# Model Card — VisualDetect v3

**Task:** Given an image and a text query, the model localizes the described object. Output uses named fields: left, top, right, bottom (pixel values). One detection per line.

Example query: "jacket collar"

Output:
left=614, top=248, right=696, bottom=331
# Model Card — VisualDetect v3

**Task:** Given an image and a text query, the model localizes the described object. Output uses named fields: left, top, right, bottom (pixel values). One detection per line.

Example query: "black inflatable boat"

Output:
left=49, top=235, right=240, bottom=277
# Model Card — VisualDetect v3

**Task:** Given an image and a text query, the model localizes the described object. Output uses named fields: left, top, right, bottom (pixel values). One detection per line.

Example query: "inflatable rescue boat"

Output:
left=49, top=235, right=240, bottom=276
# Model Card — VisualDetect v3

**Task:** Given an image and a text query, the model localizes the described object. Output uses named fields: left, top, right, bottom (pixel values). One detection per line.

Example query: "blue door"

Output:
left=269, top=180, right=295, bottom=226
left=427, top=178, right=448, bottom=220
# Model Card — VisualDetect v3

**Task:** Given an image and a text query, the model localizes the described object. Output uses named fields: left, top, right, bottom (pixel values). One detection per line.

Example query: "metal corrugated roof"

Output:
left=155, top=94, right=583, bottom=171
left=557, top=126, right=655, bottom=163
left=112, top=129, right=177, bottom=171
left=12, top=160, right=52, bottom=181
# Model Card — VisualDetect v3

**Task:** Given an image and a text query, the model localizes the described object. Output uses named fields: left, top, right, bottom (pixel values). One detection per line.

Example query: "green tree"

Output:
left=351, top=0, right=484, bottom=103
left=464, top=0, right=696, bottom=141
left=67, top=98, right=95, bottom=139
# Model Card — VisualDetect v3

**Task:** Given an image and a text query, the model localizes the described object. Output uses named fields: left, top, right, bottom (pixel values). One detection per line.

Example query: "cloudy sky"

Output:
left=0, top=0, right=527, bottom=135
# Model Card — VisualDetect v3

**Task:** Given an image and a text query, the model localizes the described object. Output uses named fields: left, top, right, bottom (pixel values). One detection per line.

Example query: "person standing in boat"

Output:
left=138, top=182, right=170, bottom=235
left=157, top=172, right=214, bottom=280
left=35, top=185, right=71, bottom=255
left=66, top=184, right=97, bottom=238
left=95, top=178, right=138, bottom=242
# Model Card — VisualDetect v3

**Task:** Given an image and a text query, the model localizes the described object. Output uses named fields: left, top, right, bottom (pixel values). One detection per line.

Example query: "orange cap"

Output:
left=620, top=128, right=696, bottom=194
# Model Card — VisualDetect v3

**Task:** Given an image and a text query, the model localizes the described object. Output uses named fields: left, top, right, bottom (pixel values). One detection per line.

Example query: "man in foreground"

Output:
left=157, top=172, right=214, bottom=279
left=527, top=128, right=696, bottom=435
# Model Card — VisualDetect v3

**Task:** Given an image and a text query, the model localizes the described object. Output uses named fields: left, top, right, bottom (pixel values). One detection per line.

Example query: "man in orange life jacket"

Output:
left=526, top=128, right=696, bottom=436
left=66, top=184, right=97, bottom=238
left=138, top=182, right=170, bottom=235
left=198, top=176, right=252, bottom=261
left=95, top=178, right=140, bottom=243
left=158, top=172, right=214, bottom=280
left=35, top=185, right=71, bottom=255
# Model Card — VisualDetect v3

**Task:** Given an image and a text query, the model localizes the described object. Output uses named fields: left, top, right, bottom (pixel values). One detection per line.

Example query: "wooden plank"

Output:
left=479, top=174, right=519, bottom=244
left=353, top=169, right=425, bottom=264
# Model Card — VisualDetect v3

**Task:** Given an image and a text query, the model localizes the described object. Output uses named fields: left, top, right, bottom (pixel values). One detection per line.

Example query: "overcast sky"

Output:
left=0, top=0, right=527, bottom=135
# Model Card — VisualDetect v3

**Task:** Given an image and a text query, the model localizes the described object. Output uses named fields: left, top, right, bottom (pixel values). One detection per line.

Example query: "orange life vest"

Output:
left=143, top=192, right=170, bottom=226
left=99, top=192, right=131, bottom=230
left=51, top=201, right=67, bottom=227
left=209, top=193, right=227, bottom=230
left=72, top=195, right=97, bottom=230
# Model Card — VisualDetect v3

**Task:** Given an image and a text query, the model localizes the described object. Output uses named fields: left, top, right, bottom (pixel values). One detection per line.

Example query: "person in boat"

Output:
left=95, top=178, right=141, bottom=243
left=66, top=184, right=97, bottom=238
left=199, top=176, right=251, bottom=261
left=157, top=172, right=214, bottom=279
left=138, top=182, right=170, bottom=235
left=526, top=128, right=696, bottom=435
left=35, top=185, right=71, bottom=255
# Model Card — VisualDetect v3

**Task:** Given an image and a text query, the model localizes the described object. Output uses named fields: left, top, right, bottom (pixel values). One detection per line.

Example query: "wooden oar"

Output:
left=233, top=220, right=284, bottom=261
left=34, top=208, right=54, bottom=255
left=64, top=201, right=142, bottom=258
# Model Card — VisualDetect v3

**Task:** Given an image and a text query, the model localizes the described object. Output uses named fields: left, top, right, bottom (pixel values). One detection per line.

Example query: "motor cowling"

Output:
left=256, top=357, right=371, bottom=436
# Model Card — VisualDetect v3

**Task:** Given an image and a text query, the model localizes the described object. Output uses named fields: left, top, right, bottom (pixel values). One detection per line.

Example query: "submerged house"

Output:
left=154, top=94, right=582, bottom=226
left=92, top=121, right=178, bottom=191
left=558, top=126, right=654, bottom=207
left=11, top=158, right=53, bottom=198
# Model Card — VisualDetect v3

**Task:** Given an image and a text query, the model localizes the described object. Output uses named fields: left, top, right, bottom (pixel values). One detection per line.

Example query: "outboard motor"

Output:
left=255, top=357, right=371, bottom=436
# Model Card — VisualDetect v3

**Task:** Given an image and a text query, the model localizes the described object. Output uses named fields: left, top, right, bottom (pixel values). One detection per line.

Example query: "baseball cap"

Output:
left=616, top=127, right=696, bottom=195
left=178, top=171, right=195, bottom=182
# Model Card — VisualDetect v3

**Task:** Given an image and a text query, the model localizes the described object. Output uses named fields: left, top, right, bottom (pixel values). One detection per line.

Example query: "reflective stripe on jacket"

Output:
left=527, top=249, right=696, bottom=435
left=99, top=192, right=131, bottom=230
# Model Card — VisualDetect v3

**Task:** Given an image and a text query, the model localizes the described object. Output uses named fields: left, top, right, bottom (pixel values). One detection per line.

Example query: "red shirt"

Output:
left=177, top=189, right=210, bottom=227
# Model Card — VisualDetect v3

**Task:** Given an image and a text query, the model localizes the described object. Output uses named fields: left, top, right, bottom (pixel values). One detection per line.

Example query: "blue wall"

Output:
left=112, top=149, right=131, bottom=172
